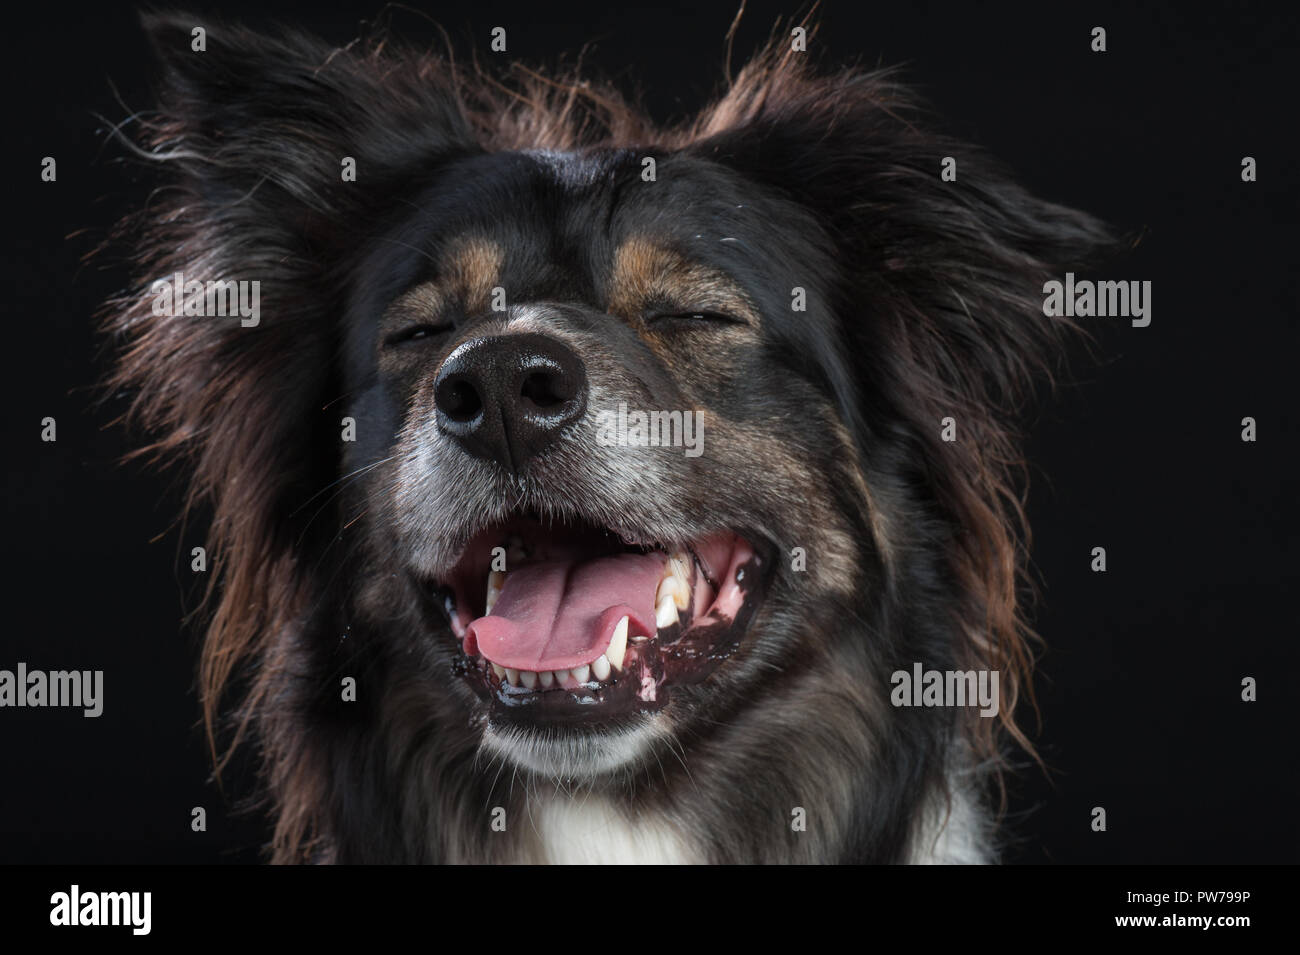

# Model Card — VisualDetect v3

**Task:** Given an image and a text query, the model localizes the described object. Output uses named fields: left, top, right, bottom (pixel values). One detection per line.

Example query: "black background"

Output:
left=2, top=0, right=1296, bottom=864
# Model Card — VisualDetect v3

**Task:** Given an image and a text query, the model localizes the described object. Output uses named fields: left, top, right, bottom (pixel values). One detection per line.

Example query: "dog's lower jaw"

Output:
left=479, top=714, right=670, bottom=778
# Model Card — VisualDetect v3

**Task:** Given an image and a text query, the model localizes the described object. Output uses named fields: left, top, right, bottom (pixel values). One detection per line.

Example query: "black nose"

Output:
left=433, top=333, right=588, bottom=472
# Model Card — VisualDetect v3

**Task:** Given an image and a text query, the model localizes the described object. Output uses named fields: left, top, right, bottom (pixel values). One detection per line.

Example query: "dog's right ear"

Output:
left=137, top=11, right=477, bottom=263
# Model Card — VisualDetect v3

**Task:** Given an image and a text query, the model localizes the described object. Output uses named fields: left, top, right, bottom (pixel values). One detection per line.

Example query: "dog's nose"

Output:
left=433, top=333, right=588, bottom=471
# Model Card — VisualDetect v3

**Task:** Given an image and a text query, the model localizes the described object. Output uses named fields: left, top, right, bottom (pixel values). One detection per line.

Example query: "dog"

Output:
left=103, top=12, right=1110, bottom=863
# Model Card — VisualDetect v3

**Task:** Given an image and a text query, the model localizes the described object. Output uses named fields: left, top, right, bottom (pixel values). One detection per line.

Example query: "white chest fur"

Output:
left=526, top=795, right=698, bottom=865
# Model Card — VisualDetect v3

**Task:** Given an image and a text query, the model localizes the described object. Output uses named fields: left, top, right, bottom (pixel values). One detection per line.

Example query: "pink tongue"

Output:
left=464, top=553, right=663, bottom=671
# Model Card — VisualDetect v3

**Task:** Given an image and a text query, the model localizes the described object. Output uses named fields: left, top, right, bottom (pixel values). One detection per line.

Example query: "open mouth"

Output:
left=427, top=513, right=769, bottom=722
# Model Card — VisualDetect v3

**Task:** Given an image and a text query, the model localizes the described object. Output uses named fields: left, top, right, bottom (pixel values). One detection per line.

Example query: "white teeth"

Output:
left=485, top=571, right=505, bottom=615
left=655, top=592, right=679, bottom=629
left=671, top=577, right=690, bottom=610
left=656, top=552, right=692, bottom=612
left=655, top=574, right=690, bottom=614
left=607, top=616, right=629, bottom=670
left=488, top=660, right=616, bottom=689
left=487, top=645, right=621, bottom=691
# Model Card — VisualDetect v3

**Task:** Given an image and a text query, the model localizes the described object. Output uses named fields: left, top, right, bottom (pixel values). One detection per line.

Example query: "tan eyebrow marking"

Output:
left=442, top=236, right=505, bottom=315
left=385, top=282, right=447, bottom=324
left=383, top=236, right=506, bottom=330
left=607, top=236, right=759, bottom=325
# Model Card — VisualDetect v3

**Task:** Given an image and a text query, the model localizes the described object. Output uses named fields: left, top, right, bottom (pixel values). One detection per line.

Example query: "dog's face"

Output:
left=343, top=148, right=871, bottom=776
left=109, top=15, right=1108, bottom=860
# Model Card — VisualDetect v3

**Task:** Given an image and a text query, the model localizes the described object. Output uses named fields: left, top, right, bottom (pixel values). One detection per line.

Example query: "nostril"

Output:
left=436, top=376, right=483, bottom=424
left=433, top=332, right=587, bottom=470
left=520, top=370, right=572, bottom=410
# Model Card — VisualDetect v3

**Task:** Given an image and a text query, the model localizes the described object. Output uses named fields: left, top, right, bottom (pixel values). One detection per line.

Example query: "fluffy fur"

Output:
left=102, top=12, right=1109, bottom=863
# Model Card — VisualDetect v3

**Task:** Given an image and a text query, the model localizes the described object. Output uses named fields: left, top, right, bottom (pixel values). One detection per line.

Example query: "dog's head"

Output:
left=106, top=14, right=1108, bottom=859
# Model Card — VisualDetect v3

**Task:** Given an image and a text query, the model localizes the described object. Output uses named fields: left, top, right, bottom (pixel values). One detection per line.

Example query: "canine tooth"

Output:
left=672, top=582, right=690, bottom=610
left=655, top=593, right=679, bottom=629
left=491, top=663, right=506, bottom=679
left=656, top=574, right=690, bottom=613
left=485, top=571, right=505, bottom=614
left=539, top=669, right=555, bottom=688
left=572, top=663, right=591, bottom=683
left=592, top=654, right=611, bottom=681
left=670, top=558, right=691, bottom=609
left=520, top=669, right=538, bottom=689
left=504, top=667, right=520, bottom=687
left=607, top=616, right=629, bottom=671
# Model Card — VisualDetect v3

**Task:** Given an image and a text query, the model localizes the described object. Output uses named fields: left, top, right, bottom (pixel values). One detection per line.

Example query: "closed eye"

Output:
left=647, top=311, right=746, bottom=327
left=384, top=323, right=451, bottom=346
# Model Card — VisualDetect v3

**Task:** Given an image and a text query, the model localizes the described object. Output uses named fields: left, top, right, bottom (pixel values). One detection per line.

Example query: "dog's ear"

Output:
left=691, top=50, right=1111, bottom=396
left=689, top=49, right=1114, bottom=768
left=136, top=11, right=477, bottom=262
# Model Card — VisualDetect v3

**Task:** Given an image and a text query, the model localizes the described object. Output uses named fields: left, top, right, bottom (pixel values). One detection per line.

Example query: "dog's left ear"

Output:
left=690, top=52, right=1113, bottom=402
